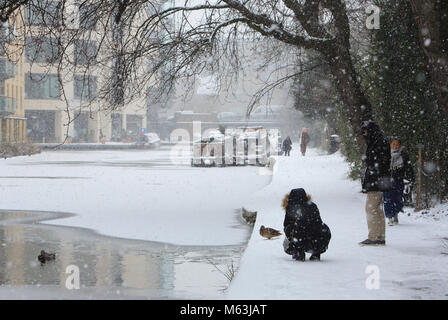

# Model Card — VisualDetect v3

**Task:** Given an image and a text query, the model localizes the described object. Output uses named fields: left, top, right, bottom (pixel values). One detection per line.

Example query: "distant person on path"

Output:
left=383, top=137, right=415, bottom=226
left=282, top=136, right=292, bottom=156
left=359, top=120, right=391, bottom=246
left=282, top=188, right=331, bottom=261
left=300, top=128, right=310, bottom=156
left=99, top=129, right=105, bottom=144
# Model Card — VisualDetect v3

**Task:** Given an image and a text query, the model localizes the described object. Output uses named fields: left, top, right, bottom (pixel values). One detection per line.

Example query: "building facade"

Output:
left=0, top=8, right=27, bottom=143
left=21, top=0, right=148, bottom=144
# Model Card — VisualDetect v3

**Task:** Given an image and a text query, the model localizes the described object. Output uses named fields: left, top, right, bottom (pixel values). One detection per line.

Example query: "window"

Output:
left=74, top=40, right=97, bottom=65
left=26, top=110, right=56, bottom=143
left=74, top=75, right=97, bottom=101
left=25, top=0, right=62, bottom=26
left=126, top=114, right=143, bottom=138
left=25, top=73, right=61, bottom=99
left=78, top=3, right=97, bottom=30
left=25, top=37, right=61, bottom=63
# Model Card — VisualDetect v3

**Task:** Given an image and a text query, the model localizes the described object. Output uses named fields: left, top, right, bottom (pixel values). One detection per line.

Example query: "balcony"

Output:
left=0, top=96, right=17, bottom=116
left=0, top=57, right=17, bottom=80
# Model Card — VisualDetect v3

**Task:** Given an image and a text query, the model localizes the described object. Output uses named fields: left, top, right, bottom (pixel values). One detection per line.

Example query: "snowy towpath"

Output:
left=227, top=147, right=448, bottom=299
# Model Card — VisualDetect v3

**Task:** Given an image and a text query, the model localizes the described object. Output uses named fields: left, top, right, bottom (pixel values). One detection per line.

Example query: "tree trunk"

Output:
left=321, top=46, right=372, bottom=153
left=315, top=0, right=373, bottom=153
left=409, top=0, right=448, bottom=119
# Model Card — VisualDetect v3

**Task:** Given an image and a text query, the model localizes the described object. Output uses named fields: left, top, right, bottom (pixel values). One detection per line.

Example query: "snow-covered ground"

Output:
left=1, top=146, right=447, bottom=299
left=227, top=146, right=448, bottom=299
left=0, top=148, right=270, bottom=246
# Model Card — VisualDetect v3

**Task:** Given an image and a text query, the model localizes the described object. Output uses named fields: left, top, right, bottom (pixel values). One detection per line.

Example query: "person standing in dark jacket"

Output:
left=282, top=136, right=292, bottom=156
left=383, top=137, right=415, bottom=226
left=359, top=120, right=391, bottom=246
left=282, top=188, right=331, bottom=261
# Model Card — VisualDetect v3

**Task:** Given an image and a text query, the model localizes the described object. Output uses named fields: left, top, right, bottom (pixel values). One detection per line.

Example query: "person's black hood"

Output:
left=287, top=188, right=308, bottom=206
left=361, top=120, right=383, bottom=144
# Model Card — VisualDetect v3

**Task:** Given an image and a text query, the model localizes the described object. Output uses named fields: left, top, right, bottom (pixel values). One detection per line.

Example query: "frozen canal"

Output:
left=0, top=147, right=272, bottom=299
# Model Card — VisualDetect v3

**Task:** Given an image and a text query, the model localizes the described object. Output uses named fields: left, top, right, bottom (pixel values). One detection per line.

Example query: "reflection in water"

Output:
left=0, top=210, right=248, bottom=299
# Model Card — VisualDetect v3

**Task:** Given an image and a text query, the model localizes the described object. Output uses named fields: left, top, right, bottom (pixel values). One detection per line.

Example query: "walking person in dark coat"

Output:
left=282, top=188, right=331, bottom=261
left=300, top=128, right=310, bottom=156
left=282, top=136, right=292, bottom=156
left=359, top=120, right=391, bottom=246
left=383, top=137, right=415, bottom=226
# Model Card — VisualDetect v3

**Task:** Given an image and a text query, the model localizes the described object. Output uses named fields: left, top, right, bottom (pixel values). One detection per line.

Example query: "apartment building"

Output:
left=23, top=0, right=148, bottom=143
left=0, top=9, right=27, bottom=143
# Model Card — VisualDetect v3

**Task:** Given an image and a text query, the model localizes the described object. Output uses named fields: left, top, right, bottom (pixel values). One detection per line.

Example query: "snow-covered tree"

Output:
left=409, top=0, right=448, bottom=120
left=362, top=0, right=448, bottom=201
left=0, top=0, right=381, bottom=150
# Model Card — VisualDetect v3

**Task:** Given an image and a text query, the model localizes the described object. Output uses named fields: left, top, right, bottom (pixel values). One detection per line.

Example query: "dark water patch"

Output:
left=0, top=209, right=248, bottom=299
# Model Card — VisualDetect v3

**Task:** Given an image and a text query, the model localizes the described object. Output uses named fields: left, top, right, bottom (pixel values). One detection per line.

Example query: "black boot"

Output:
left=294, top=250, right=305, bottom=261
left=310, top=254, right=320, bottom=261
left=359, top=239, right=385, bottom=246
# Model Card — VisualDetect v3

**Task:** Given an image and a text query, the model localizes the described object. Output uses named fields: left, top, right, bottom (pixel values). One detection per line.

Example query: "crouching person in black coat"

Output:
left=282, top=188, right=331, bottom=261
